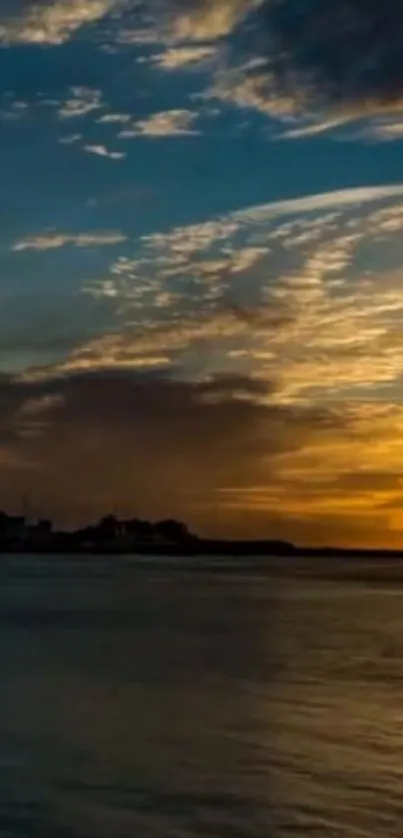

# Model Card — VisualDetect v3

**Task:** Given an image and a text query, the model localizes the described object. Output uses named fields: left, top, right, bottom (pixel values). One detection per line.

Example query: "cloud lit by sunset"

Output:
left=2, top=0, right=403, bottom=546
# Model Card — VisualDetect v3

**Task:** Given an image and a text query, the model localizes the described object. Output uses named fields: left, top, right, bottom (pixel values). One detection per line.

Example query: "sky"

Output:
left=2, top=0, right=403, bottom=545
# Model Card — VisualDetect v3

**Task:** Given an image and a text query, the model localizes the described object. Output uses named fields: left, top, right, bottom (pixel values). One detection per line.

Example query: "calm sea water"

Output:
left=1, top=555, right=403, bottom=837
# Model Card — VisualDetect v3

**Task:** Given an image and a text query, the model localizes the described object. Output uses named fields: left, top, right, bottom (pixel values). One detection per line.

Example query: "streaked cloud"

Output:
left=14, top=393, right=64, bottom=440
left=72, top=185, right=403, bottom=412
left=149, top=45, right=217, bottom=71
left=115, top=27, right=159, bottom=46
left=18, top=394, right=64, bottom=416
left=46, top=334, right=171, bottom=375
left=97, top=113, right=131, bottom=124
left=12, top=231, right=127, bottom=252
left=363, top=119, right=403, bottom=142
left=22, top=311, right=247, bottom=380
left=233, top=184, right=403, bottom=222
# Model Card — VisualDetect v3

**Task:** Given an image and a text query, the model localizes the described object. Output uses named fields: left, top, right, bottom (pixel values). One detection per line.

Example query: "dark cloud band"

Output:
left=255, top=0, right=403, bottom=115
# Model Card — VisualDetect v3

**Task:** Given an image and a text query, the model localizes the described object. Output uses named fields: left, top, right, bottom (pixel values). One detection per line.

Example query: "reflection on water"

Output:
left=1, top=556, right=403, bottom=836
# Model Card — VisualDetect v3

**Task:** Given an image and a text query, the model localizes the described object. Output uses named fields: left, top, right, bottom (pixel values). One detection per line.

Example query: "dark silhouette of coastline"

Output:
left=0, top=510, right=400, bottom=559
left=0, top=511, right=295, bottom=556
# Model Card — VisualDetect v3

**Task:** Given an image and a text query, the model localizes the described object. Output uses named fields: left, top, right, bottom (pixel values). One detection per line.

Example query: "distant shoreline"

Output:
left=0, top=511, right=400, bottom=559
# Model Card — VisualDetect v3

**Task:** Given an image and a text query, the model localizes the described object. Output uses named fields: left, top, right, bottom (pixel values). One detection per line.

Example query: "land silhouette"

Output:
left=0, top=509, right=400, bottom=559
left=0, top=510, right=294, bottom=556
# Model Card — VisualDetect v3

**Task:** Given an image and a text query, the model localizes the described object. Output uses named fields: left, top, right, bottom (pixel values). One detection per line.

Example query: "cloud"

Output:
left=0, top=0, right=255, bottom=49
left=12, top=231, right=127, bottom=252
left=279, top=118, right=351, bottom=140
left=362, top=119, right=403, bottom=141
left=18, top=394, right=64, bottom=417
left=5, top=180, right=403, bottom=543
left=158, top=0, right=258, bottom=42
left=35, top=331, right=172, bottom=376
left=119, top=109, right=200, bottom=137
left=122, top=0, right=403, bottom=139
left=252, top=0, right=403, bottom=122
left=84, top=144, right=126, bottom=159
left=21, top=311, right=248, bottom=380
left=149, top=45, right=217, bottom=70
left=0, top=366, right=352, bottom=538
left=97, top=113, right=131, bottom=124
left=200, top=0, right=403, bottom=136
left=205, top=68, right=302, bottom=120
left=58, top=87, right=103, bottom=119
left=1, top=367, right=403, bottom=544
left=2, top=0, right=403, bottom=142
left=0, top=0, right=123, bottom=45
left=15, top=393, right=64, bottom=439
left=58, top=133, right=82, bottom=145
left=0, top=99, right=30, bottom=121
left=117, top=184, right=403, bottom=271
left=114, top=0, right=258, bottom=45
left=205, top=65, right=403, bottom=141
left=233, top=184, right=403, bottom=222
left=4, top=1, right=401, bottom=140
left=116, top=27, right=160, bottom=46
left=74, top=183, right=403, bottom=410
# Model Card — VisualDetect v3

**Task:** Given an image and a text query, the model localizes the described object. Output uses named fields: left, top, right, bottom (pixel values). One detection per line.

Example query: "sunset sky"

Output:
left=2, top=0, right=403, bottom=546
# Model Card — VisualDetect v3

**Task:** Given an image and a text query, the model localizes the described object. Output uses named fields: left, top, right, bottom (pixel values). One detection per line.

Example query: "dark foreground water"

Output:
left=1, top=555, right=403, bottom=837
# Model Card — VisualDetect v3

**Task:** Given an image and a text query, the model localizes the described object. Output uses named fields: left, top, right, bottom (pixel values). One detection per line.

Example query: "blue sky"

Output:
left=1, top=0, right=403, bottom=545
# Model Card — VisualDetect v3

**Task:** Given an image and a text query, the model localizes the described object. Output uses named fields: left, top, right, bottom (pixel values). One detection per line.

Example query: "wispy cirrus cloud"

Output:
left=40, top=334, right=171, bottom=376
left=12, top=231, right=127, bottom=252
left=233, top=184, right=403, bottom=221
left=73, top=184, right=403, bottom=404
left=361, top=119, right=403, bottom=142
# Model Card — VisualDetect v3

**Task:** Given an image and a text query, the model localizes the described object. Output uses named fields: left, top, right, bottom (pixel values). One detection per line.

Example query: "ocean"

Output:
left=1, top=554, right=403, bottom=837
